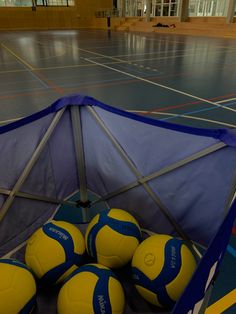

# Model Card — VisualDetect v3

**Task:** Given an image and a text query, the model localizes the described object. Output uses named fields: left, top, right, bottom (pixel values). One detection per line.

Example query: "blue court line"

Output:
left=25, top=67, right=49, bottom=89
left=59, top=74, right=160, bottom=89
left=0, top=87, right=47, bottom=96
left=12, top=58, right=49, bottom=90
left=160, top=101, right=236, bottom=121
left=115, top=63, right=161, bottom=76
left=0, top=73, right=156, bottom=95
left=227, top=245, right=236, bottom=258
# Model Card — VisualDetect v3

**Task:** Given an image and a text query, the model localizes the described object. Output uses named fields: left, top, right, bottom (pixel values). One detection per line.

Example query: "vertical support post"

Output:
left=146, top=0, right=151, bottom=22
left=70, top=106, right=88, bottom=222
left=226, top=0, right=236, bottom=24
left=179, top=0, right=189, bottom=22
left=121, top=0, right=126, bottom=17
left=107, top=16, right=111, bottom=28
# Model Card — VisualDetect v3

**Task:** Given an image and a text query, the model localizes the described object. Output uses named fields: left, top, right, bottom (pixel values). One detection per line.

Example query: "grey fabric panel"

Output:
left=0, top=110, right=79, bottom=256
left=0, top=198, right=55, bottom=257
left=0, top=115, right=54, bottom=192
left=106, top=185, right=175, bottom=236
left=92, top=107, right=219, bottom=178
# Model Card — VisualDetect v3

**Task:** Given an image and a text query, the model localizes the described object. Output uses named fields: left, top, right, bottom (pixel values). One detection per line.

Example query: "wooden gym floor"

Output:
left=0, top=29, right=235, bottom=313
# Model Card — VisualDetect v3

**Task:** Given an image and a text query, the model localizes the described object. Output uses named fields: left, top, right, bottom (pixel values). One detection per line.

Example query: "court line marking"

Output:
left=2, top=108, right=235, bottom=129
left=0, top=78, right=41, bottom=87
left=84, top=57, right=236, bottom=113
left=0, top=68, right=32, bottom=74
left=2, top=53, right=235, bottom=73
left=49, top=40, right=204, bottom=70
left=0, top=63, right=98, bottom=73
left=218, top=97, right=236, bottom=104
left=91, top=47, right=200, bottom=58
left=129, top=49, right=236, bottom=62
left=161, top=101, right=236, bottom=123
left=88, top=48, right=236, bottom=64
left=128, top=110, right=236, bottom=128
left=1, top=33, right=236, bottom=123
left=1, top=43, right=49, bottom=89
left=0, top=87, right=46, bottom=96
left=227, top=245, right=236, bottom=258
left=0, top=89, right=52, bottom=102
left=0, top=71, right=186, bottom=101
left=144, top=95, right=236, bottom=115
left=33, top=70, right=65, bottom=94
left=2, top=45, right=236, bottom=73
left=1, top=43, right=35, bottom=71
left=1, top=43, right=65, bottom=94
left=205, top=289, right=236, bottom=314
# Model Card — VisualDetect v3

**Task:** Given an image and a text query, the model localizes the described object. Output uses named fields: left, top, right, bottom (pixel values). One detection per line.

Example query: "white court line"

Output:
left=91, top=47, right=199, bottom=59
left=61, top=42, right=203, bottom=66
left=128, top=110, right=236, bottom=128
left=83, top=49, right=236, bottom=64
left=1, top=98, right=236, bottom=128
left=90, top=48, right=233, bottom=63
left=217, top=97, right=236, bottom=104
left=84, top=57, right=236, bottom=113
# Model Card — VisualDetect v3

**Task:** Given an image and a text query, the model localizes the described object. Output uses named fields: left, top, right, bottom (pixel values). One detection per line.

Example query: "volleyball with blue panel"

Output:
left=57, top=263, right=125, bottom=314
left=85, top=208, right=142, bottom=268
left=0, top=259, right=37, bottom=314
left=131, top=234, right=197, bottom=309
left=25, top=220, right=85, bottom=285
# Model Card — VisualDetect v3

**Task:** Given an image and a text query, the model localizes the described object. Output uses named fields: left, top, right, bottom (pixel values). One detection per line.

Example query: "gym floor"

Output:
left=0, top=29, right=235, bottom=313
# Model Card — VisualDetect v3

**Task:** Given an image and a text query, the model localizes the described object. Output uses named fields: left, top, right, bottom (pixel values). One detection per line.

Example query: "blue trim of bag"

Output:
left=1, top=94, right=235, bottom=147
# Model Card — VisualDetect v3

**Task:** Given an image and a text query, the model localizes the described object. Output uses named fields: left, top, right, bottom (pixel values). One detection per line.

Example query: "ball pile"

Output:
left=0, top=207, right=197, bottom=314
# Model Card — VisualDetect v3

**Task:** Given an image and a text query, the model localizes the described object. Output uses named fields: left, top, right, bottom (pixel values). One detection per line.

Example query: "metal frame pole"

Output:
left=88, top=106, right=202, bottom=258
left=0, top=108, right=65, bottom=222
left=70, top=106, right=89, bottom=222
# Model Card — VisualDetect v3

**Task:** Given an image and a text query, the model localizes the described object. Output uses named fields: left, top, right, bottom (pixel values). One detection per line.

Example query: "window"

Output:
left=0, top=0, right=74, bottom=6
left=0, top=0, right=32, bottom=6
left=189, top=0, right=229, bottom=17
left=36, top=0, right=74, bottom=5
left=152, top=0, right=179, bottom=17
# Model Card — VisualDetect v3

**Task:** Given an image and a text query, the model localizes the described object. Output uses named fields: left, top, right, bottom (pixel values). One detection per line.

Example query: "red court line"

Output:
left=54, top=69, right=193, bottom=93
left=34, top=70, right=65, bottom=95
left=232, top=227, right=236, bottom=236
left=0, top=71, right=189, bottom=101
left=0, top=90, right=52, bottom=101
left=142, top=92, right=236, bottom=115
left=1, top=69, right=236, bottom=108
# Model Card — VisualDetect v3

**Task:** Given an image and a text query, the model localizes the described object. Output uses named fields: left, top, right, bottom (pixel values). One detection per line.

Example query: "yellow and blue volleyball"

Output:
left=131, top=234, right=197, bottom=309
left=57, top=263, right=125, bottom=314
left=0, top=258, right=36, bottom=314
left=85, top=208, right=142, bottom=268
left=25, top=220, right=85, bottom=285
